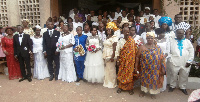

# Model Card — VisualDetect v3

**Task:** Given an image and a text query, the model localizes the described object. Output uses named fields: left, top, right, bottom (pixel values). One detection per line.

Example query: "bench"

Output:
left=0, top=61, right=7, bottom=74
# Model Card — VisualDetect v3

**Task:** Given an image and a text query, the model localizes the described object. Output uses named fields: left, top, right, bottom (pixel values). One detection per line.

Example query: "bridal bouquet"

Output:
left=74, top=45, right=85, bottom=57
left=56, top=41, right=64, bottom=50
left=88, top=45, right=96, bottom=52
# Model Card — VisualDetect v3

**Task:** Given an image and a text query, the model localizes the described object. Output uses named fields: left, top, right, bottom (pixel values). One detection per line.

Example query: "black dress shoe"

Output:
left=75, top=78, right=81, bottom=82
left=19, top=77, right=27, bottom=82
left=82, top=78, right=87, bottom=82
left=27, top=77, right=32, bottom=82
left=49, top=75, right=54, bottom=81
left=55, top=76, right=58, bottom=81
left=180, top=89, right=188, bottom=95
left=168, top=87, right=175, bottom=92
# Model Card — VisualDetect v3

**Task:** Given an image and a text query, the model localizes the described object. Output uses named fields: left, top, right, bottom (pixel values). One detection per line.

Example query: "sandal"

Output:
left=129, top=90, right=134, bottom=95
left=139, top=92, right=145, bottom=97
left=117, top=88, right=122, bottom=93
left=151, top=94, right=156, bottom=99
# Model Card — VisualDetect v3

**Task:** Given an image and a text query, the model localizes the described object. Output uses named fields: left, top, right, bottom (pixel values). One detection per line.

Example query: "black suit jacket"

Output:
left=13, top=34, right=33, bottom=57
left=43, top=30, right=60, bottom=55
left=135, top=24, right=145, bottom=36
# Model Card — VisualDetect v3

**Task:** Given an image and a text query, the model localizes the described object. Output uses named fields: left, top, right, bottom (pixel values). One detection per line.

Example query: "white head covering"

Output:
left=35, top=25, right=41, bottom=29
left=175, top=22, right=191, bottom=32
left=145, top=7, right=150, bottom=10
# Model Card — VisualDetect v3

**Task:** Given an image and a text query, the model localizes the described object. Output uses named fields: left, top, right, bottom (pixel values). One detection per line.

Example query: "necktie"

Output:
left=19, top=34, right=22, bottom=37
left=50, top=31, right=52, bottom=37
left=136, top=23, right=140, bottom=26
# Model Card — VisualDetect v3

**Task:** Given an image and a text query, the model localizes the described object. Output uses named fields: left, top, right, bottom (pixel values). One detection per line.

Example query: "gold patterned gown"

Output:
left=23, top=28, right=34, bottom=37
left=103, top=35, right=118, bottom=88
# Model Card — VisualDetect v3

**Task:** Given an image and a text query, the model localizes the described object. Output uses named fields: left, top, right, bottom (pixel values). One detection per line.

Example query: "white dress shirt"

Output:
left=108, top=17, right=117, bottom=22
left=91, top=16, right=98, bottom=22
left=48, top=29, right=54, bottom=36
left=122, top=16, right=128, bottom=21
left=82, top=31, right=91, bottom=37
left=97, top=30, right=106, bottom=42
left=73, top=22, right=83, bottom=31
left=18, top=33, right=24, bottom=46
left=115, top=12, right=122, bottom=18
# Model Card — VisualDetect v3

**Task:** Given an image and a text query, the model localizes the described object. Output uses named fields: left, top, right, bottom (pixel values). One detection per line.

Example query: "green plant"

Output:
left=189, top=57, right=200, bottom=77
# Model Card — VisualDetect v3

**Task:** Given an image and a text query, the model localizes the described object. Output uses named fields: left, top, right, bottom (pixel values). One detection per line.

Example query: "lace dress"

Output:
left=58, top=33, right=77, bottom=82
left=1, top=37, right=21, bottom=80
left=84, top=35, right=104, bottom=83
left=102, top=35, right=118, bottom=88
left=31, top=37, right=50, bottom=79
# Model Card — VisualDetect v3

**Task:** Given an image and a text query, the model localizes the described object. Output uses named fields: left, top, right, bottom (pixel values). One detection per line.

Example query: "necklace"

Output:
left=7, top=35, right=13, bottom=39
left=62, top=32, right=69, bottom=37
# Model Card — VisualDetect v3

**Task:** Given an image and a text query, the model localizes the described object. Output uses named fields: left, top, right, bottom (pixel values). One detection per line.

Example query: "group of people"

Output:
left=0, top=6, right=196, bottom=99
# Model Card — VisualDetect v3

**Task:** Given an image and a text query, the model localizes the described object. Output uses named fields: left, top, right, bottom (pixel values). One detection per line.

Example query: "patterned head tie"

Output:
left=64, top=22, right=68, bottom=26
left=106, top=22, right=119, bottom=31
left=175, top=22, right=191, bottom=32
left=22, top=19, right=31, bottom=25
left=35, top=25, right=41, bottom=29
left=158, top=16, right=172, bottom=26
left=146, top=32, right=155, bottom=38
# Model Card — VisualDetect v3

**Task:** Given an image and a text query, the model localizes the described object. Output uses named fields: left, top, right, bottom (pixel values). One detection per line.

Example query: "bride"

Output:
left=57, top=25, right=77, bottom=82
left=84, top=26, right=104, bottom=83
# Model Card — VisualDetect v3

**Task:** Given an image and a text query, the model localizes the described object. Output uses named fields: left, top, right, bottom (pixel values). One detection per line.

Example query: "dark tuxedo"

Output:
left=13, top=33, right=33, bottom=78
left=135, top=23, right=145, bottom=36
left=43, top=29, right=60, bottom=77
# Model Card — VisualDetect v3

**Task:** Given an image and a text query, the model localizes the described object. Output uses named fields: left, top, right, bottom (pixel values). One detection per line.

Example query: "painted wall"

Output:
left=164, top=0, right=180, bottom=21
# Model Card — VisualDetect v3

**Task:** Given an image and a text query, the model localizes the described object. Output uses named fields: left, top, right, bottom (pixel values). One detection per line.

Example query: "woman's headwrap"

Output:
left=35, top=25, right=41, bottom=29
left=22, top=19, right=31, bottom=25
left=175, top=22, right=191, bottom=32
left=146, top=32, right=155, bottom=38
left=158, top=16, right=172, bottom=26
left=106, top=22, right=119, bottom=31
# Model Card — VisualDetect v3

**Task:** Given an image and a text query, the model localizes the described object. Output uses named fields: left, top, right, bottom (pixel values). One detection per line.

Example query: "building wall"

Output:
left=7, top=0, right=20, bottom=26
left=40, top=0, right=51, bottom=27
left=164, top=0, right=180, bottom=21
left=1, top=0, right=51, bottom=27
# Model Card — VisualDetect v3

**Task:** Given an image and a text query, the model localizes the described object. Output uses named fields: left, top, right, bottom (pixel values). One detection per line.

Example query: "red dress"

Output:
left=1, top=37, right=21, bottom=80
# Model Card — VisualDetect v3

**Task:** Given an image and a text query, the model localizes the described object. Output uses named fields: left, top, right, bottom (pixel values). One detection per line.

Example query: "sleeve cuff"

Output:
left=186, top=60, right=193, bottom=64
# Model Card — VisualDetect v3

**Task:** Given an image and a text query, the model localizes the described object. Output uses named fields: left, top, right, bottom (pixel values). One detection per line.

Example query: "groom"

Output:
left=13, top=25, right=33, bottom=82
left=43, top=21, right=60, bottom=81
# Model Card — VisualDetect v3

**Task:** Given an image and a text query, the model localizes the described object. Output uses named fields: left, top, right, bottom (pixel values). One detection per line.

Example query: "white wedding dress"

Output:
left=31, top=37, right=50, bottom=80
left=84, top=36, right=104, bottom=83
left=58, top=33, right=77, bottom=82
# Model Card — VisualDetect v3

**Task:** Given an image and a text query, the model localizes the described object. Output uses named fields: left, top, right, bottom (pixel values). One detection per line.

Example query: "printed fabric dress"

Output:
left=1, top=37, right=21, bottom=80
left=140, top=45, right=166, bottom=94
left=58, top=33, right=77, bottom=82
left=84, top=35, right=104, bottom=83
left=31, top=37, right=50, bottom=79
left=24, top=28, right=34, bottom=37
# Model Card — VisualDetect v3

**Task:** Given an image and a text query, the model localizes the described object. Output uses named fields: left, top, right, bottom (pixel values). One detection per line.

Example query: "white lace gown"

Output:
left=84, top=36, right=104, bottom=83
left=58, top=33, right=77, bottom=82
left=31, top=37, right=50, bottom=80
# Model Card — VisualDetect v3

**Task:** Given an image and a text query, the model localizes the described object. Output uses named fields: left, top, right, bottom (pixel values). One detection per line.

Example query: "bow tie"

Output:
left=136, top=23, right=140, bottom=26
left=19, top=34, right=22, bottom=37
